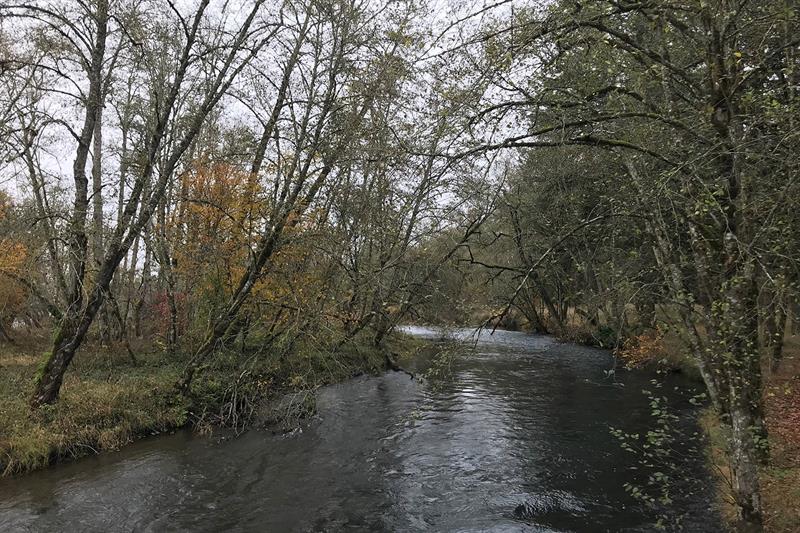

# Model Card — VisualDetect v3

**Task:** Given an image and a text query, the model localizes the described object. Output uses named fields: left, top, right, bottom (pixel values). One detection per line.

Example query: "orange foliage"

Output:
left=0, top=193, right=28, bottom=318
left=0, top=240, right=26, bottom=275
left=172, top=162, right=260, bottom=298
left=615, top=328, right=667, bottom=369
left=170, top=162, right=325, bottom=321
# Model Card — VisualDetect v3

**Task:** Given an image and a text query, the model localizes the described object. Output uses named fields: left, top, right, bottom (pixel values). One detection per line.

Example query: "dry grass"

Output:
left=0, top=339, right=189, bottom=477
left=0, top=330, right=416, bottom=478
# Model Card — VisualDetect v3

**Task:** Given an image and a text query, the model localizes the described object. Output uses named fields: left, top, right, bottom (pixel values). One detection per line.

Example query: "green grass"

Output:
left=0, top=343, right=189, bottom=476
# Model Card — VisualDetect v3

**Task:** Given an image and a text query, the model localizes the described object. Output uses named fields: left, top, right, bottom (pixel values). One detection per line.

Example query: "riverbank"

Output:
left=617, top=329, right=800, bottom=531
left=0, top=332, right=422, bottom=477
left=699, top=336, right=800, bottom=532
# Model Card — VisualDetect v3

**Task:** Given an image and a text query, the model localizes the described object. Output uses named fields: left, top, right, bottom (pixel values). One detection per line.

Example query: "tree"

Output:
left=0, top=192, right=30, bottom=342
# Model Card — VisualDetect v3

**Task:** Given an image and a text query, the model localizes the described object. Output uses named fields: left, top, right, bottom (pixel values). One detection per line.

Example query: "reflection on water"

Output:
left=0, top=327, right=718, bottom=532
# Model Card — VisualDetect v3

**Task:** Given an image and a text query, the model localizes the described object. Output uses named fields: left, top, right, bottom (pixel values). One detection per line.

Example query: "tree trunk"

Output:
left=179, top=314, right=235, bottom=392
left=157, top=199, right=179, bottom=355
left=722, top=259, right=770, bottom=487
left=533, top=274, right=565, bottom=335
left=31, top=295, right=100, bottom=406
left=31, top=0, right=109, bottom=406
left=519, top=289, right=547, bottom=332
left=728, top=392, right=763, bottom=531
left=92, top=103, right=114, bottom=344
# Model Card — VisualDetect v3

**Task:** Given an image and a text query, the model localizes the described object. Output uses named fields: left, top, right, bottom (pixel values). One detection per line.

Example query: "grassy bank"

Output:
left=0, top=341, right=188, bottom=476
left=0, top=331, right=420, bottom=477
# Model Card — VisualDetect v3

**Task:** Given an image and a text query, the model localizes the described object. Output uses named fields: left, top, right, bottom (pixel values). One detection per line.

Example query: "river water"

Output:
left=0, top=327, right=718, bottom=532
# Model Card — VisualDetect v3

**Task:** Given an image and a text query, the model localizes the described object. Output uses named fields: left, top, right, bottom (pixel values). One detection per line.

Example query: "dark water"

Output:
left=0, top=327, right=718, bottom=532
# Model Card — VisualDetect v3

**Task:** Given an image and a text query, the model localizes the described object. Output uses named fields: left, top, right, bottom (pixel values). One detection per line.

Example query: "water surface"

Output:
left=0, top=327, right=717, bottom=531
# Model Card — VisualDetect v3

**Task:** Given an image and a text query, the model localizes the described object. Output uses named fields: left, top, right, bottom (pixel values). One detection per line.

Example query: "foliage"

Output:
left=611, top=381, right=707, bottom=530
left=0, top=0, right=797, bottom=526
left=616, top=329, right=668, bottom=369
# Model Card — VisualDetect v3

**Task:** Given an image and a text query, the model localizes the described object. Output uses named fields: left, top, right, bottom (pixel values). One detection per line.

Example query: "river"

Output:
left=0, top=327, right=718, bottom=532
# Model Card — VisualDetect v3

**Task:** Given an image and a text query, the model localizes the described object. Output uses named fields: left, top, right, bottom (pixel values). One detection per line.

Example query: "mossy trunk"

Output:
left=728, top=395, right=763, bottom=531
left=31, top=310, right=93, bottom=406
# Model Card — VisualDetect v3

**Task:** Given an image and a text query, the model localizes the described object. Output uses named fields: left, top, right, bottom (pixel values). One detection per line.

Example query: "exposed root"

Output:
left=386, top=352, right=414, bottom=379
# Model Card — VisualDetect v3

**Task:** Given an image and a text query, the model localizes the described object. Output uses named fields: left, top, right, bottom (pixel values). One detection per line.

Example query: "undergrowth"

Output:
left=1, top=330, right=421, bottom=477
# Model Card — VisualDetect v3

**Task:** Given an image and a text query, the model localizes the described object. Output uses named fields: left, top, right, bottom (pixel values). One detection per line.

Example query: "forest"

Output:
left=0, top=0, right=798, bottom=531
